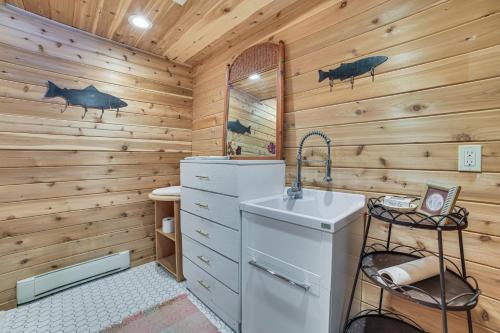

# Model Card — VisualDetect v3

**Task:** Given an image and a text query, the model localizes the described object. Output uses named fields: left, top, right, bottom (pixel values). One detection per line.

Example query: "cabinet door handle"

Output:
left=249, top=260, right=310, bottom=291
left=197, top=255, right=210, bottom=265
left=198, top=280, right=210, bottom=291
left=195, top=175, right=210, bottom=180
left=195, top=202, right=209, bottom=209
left=195, top=229, right=210, bottom=238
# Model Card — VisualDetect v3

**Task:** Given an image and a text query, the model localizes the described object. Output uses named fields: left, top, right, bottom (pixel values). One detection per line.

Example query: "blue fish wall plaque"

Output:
left=318, top=56, right=388, bottom=91
left=44, top=81, right=128, bottom=119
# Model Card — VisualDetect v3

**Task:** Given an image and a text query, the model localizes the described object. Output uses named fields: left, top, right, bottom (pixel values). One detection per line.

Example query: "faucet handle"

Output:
left=324, top=159, right=332, bottom=183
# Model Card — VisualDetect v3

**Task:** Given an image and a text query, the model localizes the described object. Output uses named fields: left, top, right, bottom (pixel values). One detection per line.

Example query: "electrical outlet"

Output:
left=458, top=145, right=482, bottom=172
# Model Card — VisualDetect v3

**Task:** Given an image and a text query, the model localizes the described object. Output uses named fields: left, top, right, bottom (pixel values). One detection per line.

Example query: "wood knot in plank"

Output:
left=481, top=310, right=489, bottom=321
left=356, top=145, right=364, bottom=155
left=454, top=133, right=472, bottom=141
left=411, top=104, right=424, bottom=112
left=479, top=235, right=491, bottom=242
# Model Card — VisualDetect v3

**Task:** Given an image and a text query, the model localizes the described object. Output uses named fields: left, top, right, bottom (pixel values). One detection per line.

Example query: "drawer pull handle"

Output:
left=195, top=202, right=209, bottom=209
left=195, top=229, right=210, bottom=238
left=197, top=255, right=210, bottom=265
left=198, top=280, right=211, bottom=291
left=195, top=175, right=210, bottom=180
left=249, top=260, right=310, bottom=291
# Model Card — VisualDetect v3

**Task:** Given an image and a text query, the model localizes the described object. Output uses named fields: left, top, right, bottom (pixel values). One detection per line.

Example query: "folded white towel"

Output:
left=184, top=156, right=229, bottom=160
left=378, top=256, right=442, bottom=286
left=152, top=186, right=181, bottom=196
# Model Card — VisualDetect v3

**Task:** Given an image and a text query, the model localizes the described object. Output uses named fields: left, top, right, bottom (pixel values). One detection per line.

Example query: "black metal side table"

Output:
left=343, top=197, right=480, bottom=333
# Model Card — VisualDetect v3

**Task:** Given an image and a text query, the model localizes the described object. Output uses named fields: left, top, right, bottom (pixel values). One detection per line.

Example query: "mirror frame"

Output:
left=222, top=41, right=285, bottom=160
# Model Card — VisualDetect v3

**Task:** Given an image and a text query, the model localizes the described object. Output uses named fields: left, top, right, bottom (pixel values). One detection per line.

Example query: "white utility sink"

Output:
left=240, top=187, right=364, bottom=332
left=240, top=187, right=365, bottom=233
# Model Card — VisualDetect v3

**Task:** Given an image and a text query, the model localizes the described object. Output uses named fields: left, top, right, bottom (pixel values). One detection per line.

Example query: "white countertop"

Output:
left=181, top=158, right=285, bottom=165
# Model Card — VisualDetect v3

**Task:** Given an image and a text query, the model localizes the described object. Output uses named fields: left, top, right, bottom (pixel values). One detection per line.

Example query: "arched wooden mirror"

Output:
left=223, top=41, right=285, bottom=159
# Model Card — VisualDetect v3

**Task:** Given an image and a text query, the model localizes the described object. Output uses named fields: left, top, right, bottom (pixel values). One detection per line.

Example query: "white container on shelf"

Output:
left=162, top=217, right=174, bottom=233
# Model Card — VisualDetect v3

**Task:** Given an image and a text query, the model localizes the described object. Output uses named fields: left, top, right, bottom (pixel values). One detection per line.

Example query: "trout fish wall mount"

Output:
left=44, top=81, right=128, bottom=119
left=318, top=56, right=388, bottom=92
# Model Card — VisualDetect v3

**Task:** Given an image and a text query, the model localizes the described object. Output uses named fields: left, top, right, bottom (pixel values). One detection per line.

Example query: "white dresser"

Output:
left=180, top=159, right=284, bottom=332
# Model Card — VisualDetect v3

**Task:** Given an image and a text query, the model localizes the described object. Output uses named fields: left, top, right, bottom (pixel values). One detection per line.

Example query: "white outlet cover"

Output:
left=458, top=145, right=482, bottom=172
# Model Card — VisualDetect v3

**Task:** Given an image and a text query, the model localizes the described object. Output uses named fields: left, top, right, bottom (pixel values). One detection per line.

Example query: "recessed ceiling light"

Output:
left=128, top=15, right=152, bottom=29
left=249, top=73, right=260, bottom=80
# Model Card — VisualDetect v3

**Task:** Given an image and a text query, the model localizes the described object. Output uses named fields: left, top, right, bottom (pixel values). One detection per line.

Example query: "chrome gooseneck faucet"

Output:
left=287, top=130, right=333, bottom=199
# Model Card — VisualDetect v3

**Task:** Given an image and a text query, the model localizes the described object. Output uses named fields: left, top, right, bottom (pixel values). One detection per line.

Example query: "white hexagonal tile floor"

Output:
left=0, top=262, right=232, bottom=333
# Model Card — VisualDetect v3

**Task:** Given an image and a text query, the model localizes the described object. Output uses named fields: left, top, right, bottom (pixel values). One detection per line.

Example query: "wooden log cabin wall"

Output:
left=191, top=0, right=500, bottom=332
left=0, top=6, right=192, bottom=309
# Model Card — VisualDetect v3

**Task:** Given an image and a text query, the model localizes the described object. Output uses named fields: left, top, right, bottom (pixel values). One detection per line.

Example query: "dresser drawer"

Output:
left=184, top=257, right=240, bottom=322
left=181, top=211, right=240, bottom=262
left=183, top=235, right=239, bottom=292
left=181, top=162, right=237, bottom=196
left=181, top=187, right=240, bottom=231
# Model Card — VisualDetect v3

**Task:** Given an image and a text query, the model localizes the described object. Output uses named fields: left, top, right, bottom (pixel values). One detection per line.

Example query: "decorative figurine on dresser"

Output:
left=180, top=41, right=286, bottom=332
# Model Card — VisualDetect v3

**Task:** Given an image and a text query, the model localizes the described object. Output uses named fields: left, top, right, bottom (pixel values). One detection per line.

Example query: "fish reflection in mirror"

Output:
left=227, top=120, right=251, bottom=134
left=318, top=56, right=388, bottom=91
left=44, top=81, right=128, bottom=119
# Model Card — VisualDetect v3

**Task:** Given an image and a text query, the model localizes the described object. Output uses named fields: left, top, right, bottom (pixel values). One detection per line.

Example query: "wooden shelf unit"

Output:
left=149, top=193, right=184, bottom=282
left=156, top=229, right=176, bottom=242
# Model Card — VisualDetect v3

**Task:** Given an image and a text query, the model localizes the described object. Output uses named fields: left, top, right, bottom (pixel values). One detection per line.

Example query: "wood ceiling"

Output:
left=3, top=0, right=324, bottom=66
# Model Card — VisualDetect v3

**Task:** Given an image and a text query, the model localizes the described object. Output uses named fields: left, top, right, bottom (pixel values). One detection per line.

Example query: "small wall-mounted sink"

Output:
left=240, top=188, right=365, bottom=233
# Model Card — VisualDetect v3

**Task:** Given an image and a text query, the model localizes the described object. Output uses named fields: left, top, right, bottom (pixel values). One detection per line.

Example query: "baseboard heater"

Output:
left=17, top=250, right=130, bottom=305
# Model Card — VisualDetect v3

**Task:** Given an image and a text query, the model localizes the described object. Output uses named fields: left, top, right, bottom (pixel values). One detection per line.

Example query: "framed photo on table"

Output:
left=417, top=183, right=461, bottom=224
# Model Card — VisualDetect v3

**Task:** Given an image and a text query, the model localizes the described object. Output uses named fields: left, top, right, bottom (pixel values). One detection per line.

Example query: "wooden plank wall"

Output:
left=191, top=0, right=500, bottom=332
left=0, top=6, right=192, bottom=309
